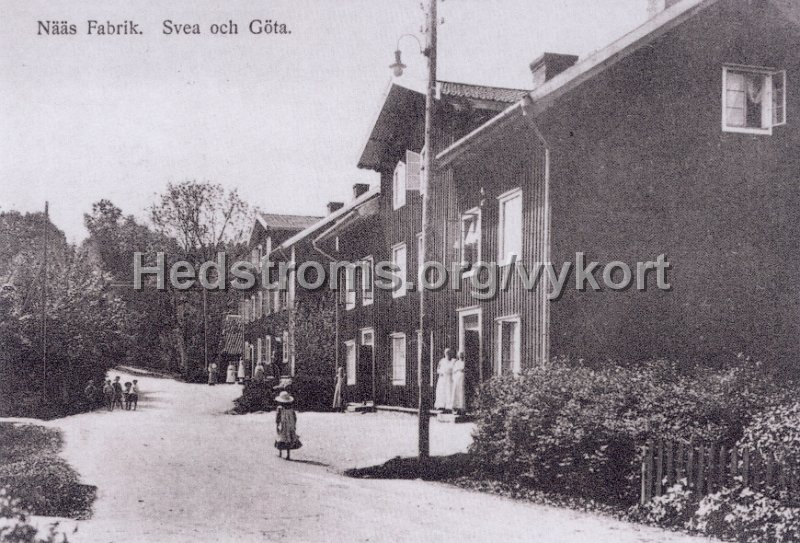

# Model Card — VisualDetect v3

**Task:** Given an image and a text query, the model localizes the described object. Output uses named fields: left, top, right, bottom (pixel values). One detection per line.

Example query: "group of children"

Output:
left=101, top=376, right=140, bottom=411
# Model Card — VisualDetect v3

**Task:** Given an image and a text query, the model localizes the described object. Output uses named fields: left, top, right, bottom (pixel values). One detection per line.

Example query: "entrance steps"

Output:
left=346, top=402, right=376, bottom=413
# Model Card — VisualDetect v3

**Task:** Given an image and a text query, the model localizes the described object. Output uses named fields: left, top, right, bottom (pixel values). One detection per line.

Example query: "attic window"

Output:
left=722, top=66, right=786, bottom=135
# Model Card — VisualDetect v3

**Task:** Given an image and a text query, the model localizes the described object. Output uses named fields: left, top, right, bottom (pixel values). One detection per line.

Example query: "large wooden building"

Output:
left=244, top=0, right=800, bottom=409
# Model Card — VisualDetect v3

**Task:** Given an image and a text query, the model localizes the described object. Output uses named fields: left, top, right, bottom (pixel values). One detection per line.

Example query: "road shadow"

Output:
left=344, top=453, right=474, bottom=481
left=288, top=459, right=330, bottom=468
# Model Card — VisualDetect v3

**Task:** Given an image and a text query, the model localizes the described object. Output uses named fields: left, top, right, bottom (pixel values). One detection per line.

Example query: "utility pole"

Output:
left=41, top=202, right=49, bottom=401
left=417, top=0, right=437, bottom=460
left=203, top=287, right=209, bottom=372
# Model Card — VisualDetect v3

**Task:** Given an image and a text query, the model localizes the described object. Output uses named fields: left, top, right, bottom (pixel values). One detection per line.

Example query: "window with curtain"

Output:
left=361, top=257, right=374, bottom=306
left=498, top=189, right=522, bottom=264
left=392, top=243, right=407, bottom=298
left=723, top=66, right=786, bottom=134
left=461, top=209, right=481, bottom=271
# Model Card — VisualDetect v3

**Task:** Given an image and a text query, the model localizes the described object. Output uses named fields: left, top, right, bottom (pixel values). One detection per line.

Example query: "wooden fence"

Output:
left=640, top=440, right=799, bottom=504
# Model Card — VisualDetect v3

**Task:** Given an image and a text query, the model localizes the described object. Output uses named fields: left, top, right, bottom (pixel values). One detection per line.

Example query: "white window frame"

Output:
left=393, top=160, right=407, bottom=210
left=361, top=256, right=374, bottom=306
left=497, top=188, right=523, bottom=265
left=344, top=264, right=356, bottom=310
left=391, top=242, right=408, bottom=298
left=722, top=65, right=787, bottom=135
left=391, top=333, right=407, bottom=386
left=345, top=340, right=357, bottom=386
left=256, top=337, right=262, bottom=364
left=460, top=207, right=481, bottom=275
left=495, top=315, right=521, bottom=376
left=360, top=328, right=375, bottom=347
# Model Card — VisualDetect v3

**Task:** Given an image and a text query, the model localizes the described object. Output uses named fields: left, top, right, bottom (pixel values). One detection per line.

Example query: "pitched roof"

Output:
left=274, top=188, right=381, bottom=254
left=358, top=81, right=532, bottom=171
left=257, top=213, right=323, bottom=231
left=437, top=0, right=721, bottom=165
left=220, top=315, right=243, bottom=356
left=439, top=81, right=529, bottom=104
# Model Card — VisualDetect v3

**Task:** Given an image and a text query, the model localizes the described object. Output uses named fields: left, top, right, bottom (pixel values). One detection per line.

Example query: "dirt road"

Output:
left=40, top=371, right=711, bottom=543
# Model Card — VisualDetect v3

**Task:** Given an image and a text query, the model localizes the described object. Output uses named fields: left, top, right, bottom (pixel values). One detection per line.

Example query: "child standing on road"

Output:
left=274, top=391, right=301, bottom=460
left=103, top=380, right=114, bottom=411
left=123, top=382, right=132, bottom=410
left=130, top=380, right=139, bottom=411
left=112, top=376, right=124, bottom=410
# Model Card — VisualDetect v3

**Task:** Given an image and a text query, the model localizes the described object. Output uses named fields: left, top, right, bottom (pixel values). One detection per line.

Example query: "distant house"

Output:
left=241, top=213, right=321, bottom=381
left=218, top=314, right=243, bottom=368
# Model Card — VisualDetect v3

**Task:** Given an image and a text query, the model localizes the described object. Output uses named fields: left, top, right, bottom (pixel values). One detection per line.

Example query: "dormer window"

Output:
left=722, top=66, right=786, bottom=135
left=393, top=160, right=406, bottom=209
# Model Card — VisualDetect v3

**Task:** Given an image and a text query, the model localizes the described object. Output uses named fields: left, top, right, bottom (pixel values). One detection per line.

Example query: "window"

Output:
left=495, top=316, right=521, bottom=376
left=498, top=189, right=522, bottom=264
left=361, top=257, right=374, bottom=306
left=273, top=290, right=281, bottom=312
left=460, top=208, right=481, bottom=272
left=393, top=160, right=407, bottom=209
left=392, top=242, right=408, bottom=298
left=264, top=335, right=272, bottom=365
left=244, top=341, right=250, bottom=362
left=391, top=333, right=406, bottom=385
left=263, top=287, right=271, bottom=315
left=344, top=264, right=356, bottom=310
left=722, top=66, right=787, bottom=134
left=361, top=328, right=374, bottom=347
left=345, top=340, right=356, bottom=386
left=256, top=337, right=262, bottom=364
left=405, top=150, right=422, bottom=191
left=256, top=292, right=263, bottom=319
left=282, top=331, right=289, bottom=364
left=251, top=296, right=257, bottom=321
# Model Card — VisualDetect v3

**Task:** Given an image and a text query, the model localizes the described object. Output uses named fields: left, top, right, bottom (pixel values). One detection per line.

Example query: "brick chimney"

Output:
left=353, top=183, right=370, bottom=199
left=530, top=53, right=579, bottom=88
left=327, top=202, right=344, bottom=215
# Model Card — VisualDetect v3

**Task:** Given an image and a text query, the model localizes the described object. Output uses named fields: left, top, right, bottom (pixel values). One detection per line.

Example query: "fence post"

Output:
left=697, top=445, right=706, bottom=495
left=730, top=446, right=738, bottom=483
left=666, top=441, right=675, bottom=487
left=687, top=443, right=695, bottom=490
left=742, top=448, right=750, bottom=488
left=655, top=440, right=664, bottom=497
left=718, top=445, right=726, bottom=492
left=766, top=451, right=775, bottom=489
left=676, top=441, right=685, bottom=483
left=641, top=441, right=653, bottom=505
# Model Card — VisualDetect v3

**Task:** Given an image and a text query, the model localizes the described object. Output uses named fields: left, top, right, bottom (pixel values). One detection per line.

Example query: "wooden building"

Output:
left=433, top=0, right=800, bottom=377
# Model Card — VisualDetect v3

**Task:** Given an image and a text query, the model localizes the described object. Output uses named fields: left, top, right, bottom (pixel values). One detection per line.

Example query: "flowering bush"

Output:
left=628, top=479, right=695, bottom=528
left=470, top=357, right=788, bottom=506
left=691, top=485, right=800, bottom=543
left=739, top=402, right=800, bottom=469
left=0, top=489, right=69, bottom=543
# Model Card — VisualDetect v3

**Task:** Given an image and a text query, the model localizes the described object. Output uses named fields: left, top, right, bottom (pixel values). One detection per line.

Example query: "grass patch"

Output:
left=0, top=423, right=95, bottom=519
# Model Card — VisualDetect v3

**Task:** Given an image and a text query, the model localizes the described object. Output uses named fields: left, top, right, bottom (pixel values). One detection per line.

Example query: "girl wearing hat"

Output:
left=274, top=391, right=302, bottom=460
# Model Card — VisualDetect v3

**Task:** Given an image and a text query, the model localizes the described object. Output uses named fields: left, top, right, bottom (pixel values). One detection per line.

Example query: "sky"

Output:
left=0, top=0, right=648, bottom=243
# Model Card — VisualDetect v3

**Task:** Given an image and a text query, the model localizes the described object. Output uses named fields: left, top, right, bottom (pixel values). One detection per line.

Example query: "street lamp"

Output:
left=391, top=0, right=437, bottom=461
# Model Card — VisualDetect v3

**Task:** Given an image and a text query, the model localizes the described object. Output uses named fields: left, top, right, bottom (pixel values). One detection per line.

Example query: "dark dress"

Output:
left=274, top=406, right=302, bottom=450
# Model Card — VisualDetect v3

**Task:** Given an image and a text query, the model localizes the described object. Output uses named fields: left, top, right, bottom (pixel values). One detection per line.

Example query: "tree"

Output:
left=148, top=181, right=253, bottom=380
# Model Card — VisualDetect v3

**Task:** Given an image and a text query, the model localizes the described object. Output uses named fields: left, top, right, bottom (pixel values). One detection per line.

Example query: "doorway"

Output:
left=358, top=328, right=375, bottom=403
left=458, top=308, right=482, bottom=411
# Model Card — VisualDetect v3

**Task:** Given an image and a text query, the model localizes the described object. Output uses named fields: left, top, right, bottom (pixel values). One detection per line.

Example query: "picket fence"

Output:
left=640, top=439, right=799, bottom=504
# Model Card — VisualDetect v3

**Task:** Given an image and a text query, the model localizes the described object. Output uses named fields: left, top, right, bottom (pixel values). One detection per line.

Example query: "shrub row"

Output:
left=470, top=357, right=792, bottom=506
